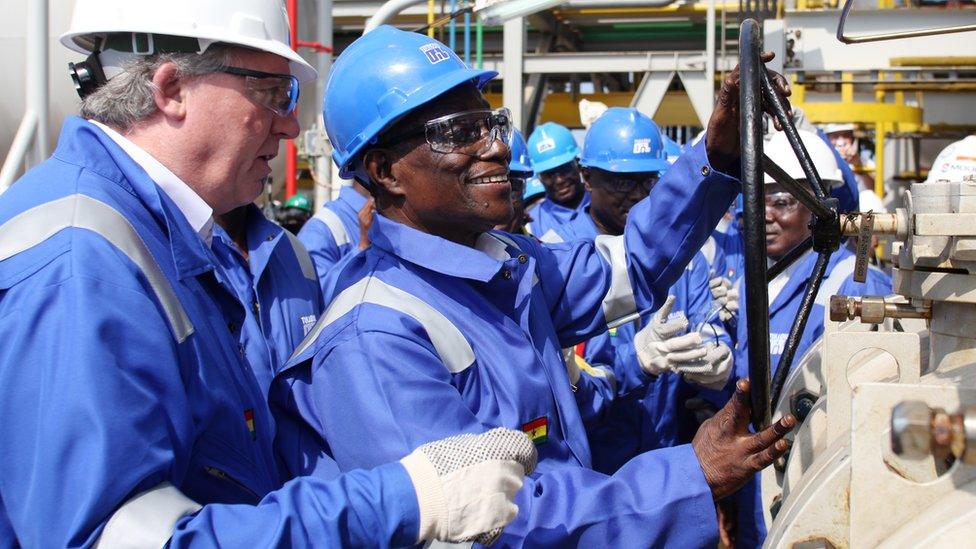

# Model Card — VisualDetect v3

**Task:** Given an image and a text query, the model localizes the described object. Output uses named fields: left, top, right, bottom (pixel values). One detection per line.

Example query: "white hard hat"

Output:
left=60, top=0, right=317, bottom=82
left=764, top=129, right=844, bottom=188
left=925, top=135, right=976, bottom=183
left=820, top=123, right=855, bottom=135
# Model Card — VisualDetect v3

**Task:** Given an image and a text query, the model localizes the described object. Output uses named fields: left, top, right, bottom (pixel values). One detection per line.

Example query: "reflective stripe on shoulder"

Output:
left=0, top=194, right=193, bottom=342
left=593, top=234, right=637, bottom=323
left=814, top=254, right=858, bottom=308
left=424, top=541, right=473, bottom=549
left=292, top=277, right=476, bottom=373
left=283, top=230, right=317, bottom=281
left=93, top=482, right=201, bottom=549
left=313, top=207, right=351, bottom=247
left=700, top=236, right=717, bottom=267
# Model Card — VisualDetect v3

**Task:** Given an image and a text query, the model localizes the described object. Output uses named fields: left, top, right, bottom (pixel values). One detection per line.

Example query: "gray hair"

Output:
left=80, top=45, right=237, bottom=131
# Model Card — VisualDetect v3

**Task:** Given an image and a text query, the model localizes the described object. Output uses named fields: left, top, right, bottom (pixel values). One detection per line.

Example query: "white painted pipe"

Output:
left=364, top=0, right=428, bottom=34
left=0, top=111, right=39, bottom=193
left=27, top=0, right=50, bottom=164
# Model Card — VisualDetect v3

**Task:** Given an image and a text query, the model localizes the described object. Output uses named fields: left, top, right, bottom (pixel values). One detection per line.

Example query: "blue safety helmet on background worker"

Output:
left=524, top=122, right=591, bottom=239
left=662, top=133, right=684, bottom=165
left=0, top=1, right=532, bottom=545
left=508, top=127, right=533, bottom=176
left=274, top=25, right=794, bottom=548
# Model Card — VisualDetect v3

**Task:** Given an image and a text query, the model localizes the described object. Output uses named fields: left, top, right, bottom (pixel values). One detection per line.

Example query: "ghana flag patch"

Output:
left=522, top=416, right=548, bottom=445
left=244, top=409, right=256, bottom=440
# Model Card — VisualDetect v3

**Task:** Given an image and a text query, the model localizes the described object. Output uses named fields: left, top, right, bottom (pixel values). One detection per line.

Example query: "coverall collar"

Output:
left=55, top=117, right=216, bottom=280
left=211, top=204, right=288, bottom=284
left=367, top=214, right=509, bottom=283
left=336, top=184, right=368, bottom=212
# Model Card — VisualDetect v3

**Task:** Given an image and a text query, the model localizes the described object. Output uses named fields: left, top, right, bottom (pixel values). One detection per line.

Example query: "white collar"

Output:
left=767, top=248, right=813, bottom=305
left=90, top=120, right=215, bottom=246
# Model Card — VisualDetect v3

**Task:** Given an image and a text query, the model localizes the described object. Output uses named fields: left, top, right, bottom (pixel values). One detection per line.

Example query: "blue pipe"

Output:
left=463, top=9, right=471, bottom=66
left=449, top=0, right=457, bottom=50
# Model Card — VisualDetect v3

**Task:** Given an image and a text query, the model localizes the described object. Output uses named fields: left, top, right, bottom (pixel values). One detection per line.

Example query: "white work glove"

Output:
left=400, top=428, right=538, bottom=546
left=633, top=295, right=705, bottom=376
left=673, top=341, right=734, bottom=390
left=708, top=271, right=739, bottom=322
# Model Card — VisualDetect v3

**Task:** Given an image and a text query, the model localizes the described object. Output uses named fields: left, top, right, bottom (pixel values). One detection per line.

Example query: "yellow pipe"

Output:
left=841, top=72, right=854, bottom=104
left=427, top=0, right=435, bottom=38
left=875, top=122, right=886, bottom=198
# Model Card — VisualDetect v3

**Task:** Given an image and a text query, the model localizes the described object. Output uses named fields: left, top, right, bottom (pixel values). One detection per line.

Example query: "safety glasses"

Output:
left=764, top=191, right=801, bottom=214
left=217, top=66, right=300, bottom=117
left=388, top=108, right=512, bottom=156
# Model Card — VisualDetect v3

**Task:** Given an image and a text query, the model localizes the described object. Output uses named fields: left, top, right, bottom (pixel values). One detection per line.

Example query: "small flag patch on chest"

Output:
left=522, top=416, right=548, bottom=445
left=244, top=409, right=256, bottom=440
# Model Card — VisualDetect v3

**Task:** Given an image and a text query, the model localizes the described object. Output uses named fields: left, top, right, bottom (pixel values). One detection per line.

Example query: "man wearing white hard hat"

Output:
left=926, top=135, right=976, bottom=183
left=0, top=1, right=535, bottom=546
left=733, top=130, right=892, bottom=380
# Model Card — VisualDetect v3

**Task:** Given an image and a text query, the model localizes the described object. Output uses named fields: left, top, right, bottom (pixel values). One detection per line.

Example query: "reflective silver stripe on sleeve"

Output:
left=700, top=236, right=717, bottom=267
left=283, top=230, right=317, bottom=281
left=593, top=234, right=637, bottom=323
left=0, top=194, right=193, bottom=342
left=814, top=255, right=858, bottom=308
left=292, top=277, right=476, bottom=373
left=94, top=482, right=201, bottom=549
left=313, top=207, right=351, bottom=247
left=424, top=542, right=473, bottom=549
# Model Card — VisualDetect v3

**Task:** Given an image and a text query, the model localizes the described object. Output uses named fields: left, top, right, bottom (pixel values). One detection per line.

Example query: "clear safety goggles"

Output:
left=217, top=66, right=300, bottom=117
left=764, top=191, right=801, bottom=214
left=393, top=108, right=512, bottom=156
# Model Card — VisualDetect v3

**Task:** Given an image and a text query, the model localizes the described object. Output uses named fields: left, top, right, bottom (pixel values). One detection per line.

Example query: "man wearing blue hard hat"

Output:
left=525, top=122, right=590, bottom=240
left=557, top=108, right=734, bottom=457
left=274, top=26, right=796, bottom=547
left=0, top=0, right=536, bottom=546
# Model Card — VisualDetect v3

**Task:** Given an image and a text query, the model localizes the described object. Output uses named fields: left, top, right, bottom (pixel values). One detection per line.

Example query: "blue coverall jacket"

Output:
left=273, top=141, right=740, bottom=547
left=211, top=206, right=323, bottom=395
left=533, top=205, right=732, bottom=468
left=297, top=185, right=368, bottom=295
left=735, top=246, right=892, bottom=380
left=525, top=191, right=590, bottom=241
left=0, top=118, right=420, bottom=547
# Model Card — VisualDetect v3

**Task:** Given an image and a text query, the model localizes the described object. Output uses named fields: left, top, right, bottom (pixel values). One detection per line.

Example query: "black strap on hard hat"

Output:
left=68, top=33, right=203, bottom=99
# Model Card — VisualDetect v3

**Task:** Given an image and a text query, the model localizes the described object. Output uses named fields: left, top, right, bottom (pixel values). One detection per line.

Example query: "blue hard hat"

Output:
left=508, top=129, right=533, bottom=175
left=662, top=134, right=683, bottom=164
left=580, top=107, right=670, bottom=174
left=523, top=175, right=545, bottom=201
left=323, top=26, right=497, bottom=180
left=527, top=122, right=580, bottom=174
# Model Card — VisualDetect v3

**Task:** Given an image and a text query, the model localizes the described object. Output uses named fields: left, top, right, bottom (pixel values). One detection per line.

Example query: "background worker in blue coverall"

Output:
left=734, top=129, right=892, bottom=381
left=542, top=107, right=735, bottom=463
left=0, top=1, right=537, bottom=546
left=272, top=25, right=797, bottom=547
left=211, top=204, right=324, bottom=394
left=524, top=122, right=591, bottom=240
left=297, top=180, right=374, bottom=294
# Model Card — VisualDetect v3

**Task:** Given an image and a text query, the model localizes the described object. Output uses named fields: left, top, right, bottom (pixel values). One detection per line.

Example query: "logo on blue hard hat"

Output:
left=420, top=43, right=451, bottom=64
left=633, top=138, right=651, bottom=154
left=536, top=138, right=555, bottom=153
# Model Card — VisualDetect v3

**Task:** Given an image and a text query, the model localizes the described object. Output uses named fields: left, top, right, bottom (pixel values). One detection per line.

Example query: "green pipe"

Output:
left=475, top=17, right=483, bottom=68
